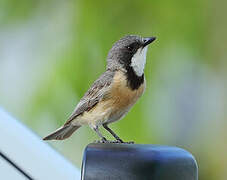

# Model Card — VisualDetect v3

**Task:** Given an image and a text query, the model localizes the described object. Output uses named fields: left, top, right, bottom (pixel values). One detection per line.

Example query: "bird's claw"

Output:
left=93, top=138, right=108, bottom=143
left=122, top=141, right=134, bottom=144
left=94, top=139, right=134, bottom=144
left=114, top=138, right=134, bottom=144
left=93, top=139, right=118, bottom=143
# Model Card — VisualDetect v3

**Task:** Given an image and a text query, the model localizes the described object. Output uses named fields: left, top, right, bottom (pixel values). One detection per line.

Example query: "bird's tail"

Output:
left=43, top=125, right=80, bottom=140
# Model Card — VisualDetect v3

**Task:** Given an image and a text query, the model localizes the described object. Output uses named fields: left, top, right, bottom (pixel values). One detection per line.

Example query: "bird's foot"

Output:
left=115, top=138, right=134, bottom=144
left=93, top=139, right=119, bottom=144
left=106, top=139, right=135, bottom=144
left=93, top=138, right=134, bottom=144
left=122, top=141, right=134, bottom=144
left=93, top=137, right=108, bottom=143
left=110, top=140, right=134, bottom=144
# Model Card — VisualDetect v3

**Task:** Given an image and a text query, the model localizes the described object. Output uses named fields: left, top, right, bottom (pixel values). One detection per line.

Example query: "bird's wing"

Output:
left=64, top=70, right=115, bottom=125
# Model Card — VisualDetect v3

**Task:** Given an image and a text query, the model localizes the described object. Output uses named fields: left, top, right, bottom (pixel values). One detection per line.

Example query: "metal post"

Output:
left=82, top=143, right=198, bottom=180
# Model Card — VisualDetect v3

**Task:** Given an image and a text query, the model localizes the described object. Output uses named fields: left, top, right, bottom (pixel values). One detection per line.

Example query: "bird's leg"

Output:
left=103, top=124, right=134, bottom=144
left=93, top=127, right=108, bottom=143
left=103, top=124, right=123, bottom=143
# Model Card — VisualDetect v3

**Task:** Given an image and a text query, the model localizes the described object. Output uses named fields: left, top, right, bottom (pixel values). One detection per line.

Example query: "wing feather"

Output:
left=64, top=70, right=115, bottom=125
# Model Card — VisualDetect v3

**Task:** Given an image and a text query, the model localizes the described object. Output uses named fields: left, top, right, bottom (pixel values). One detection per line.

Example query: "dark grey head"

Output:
left=107, top=35, right=156, bottom=77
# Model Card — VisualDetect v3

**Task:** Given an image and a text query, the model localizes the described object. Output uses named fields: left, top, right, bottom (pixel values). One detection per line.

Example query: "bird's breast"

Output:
left=109, top=70, right=146, bottom=114
left=74, top=71, right=145, bottom=126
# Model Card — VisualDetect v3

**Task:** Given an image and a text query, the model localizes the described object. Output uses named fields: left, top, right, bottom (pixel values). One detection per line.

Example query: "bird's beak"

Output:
left=143, top=37, right=156, bottom=47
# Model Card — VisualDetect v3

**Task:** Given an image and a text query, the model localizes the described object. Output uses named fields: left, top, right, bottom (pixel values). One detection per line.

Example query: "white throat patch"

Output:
left=130, top=46, right=148, bottom=76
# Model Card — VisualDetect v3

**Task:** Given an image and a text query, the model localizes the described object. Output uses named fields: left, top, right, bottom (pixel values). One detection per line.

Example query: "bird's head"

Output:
left=107, top=35, right=156, bottom=77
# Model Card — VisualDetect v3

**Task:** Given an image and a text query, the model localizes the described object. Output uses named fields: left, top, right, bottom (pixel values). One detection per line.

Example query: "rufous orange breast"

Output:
left=106, top=70, right=146, bottom=123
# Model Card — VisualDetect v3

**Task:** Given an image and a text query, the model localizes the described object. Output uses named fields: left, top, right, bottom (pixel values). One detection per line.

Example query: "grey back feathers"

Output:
left=65, top=70, right=115, bottom=125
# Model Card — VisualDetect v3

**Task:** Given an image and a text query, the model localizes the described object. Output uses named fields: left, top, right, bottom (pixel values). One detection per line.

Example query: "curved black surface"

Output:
left=81, top=143, right=198, bottom=180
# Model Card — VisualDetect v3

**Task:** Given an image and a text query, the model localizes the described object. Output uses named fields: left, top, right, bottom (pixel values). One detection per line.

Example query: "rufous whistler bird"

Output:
left=43, top=35, right=156, bottom=143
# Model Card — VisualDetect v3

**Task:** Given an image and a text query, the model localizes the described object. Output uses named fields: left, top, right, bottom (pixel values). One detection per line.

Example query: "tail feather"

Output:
left=43, top=125, right=80, bottom=140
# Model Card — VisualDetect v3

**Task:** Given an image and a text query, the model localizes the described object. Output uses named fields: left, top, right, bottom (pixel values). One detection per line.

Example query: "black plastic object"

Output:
left=81, top=143, right=198, bottom=180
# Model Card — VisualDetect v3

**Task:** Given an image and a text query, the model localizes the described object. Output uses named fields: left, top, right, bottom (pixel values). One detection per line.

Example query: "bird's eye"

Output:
left=127, top=46, right=133, bottom=51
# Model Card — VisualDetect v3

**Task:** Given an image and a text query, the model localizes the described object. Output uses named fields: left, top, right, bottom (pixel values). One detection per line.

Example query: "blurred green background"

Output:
left=0, top=0, right=226, bottom=179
